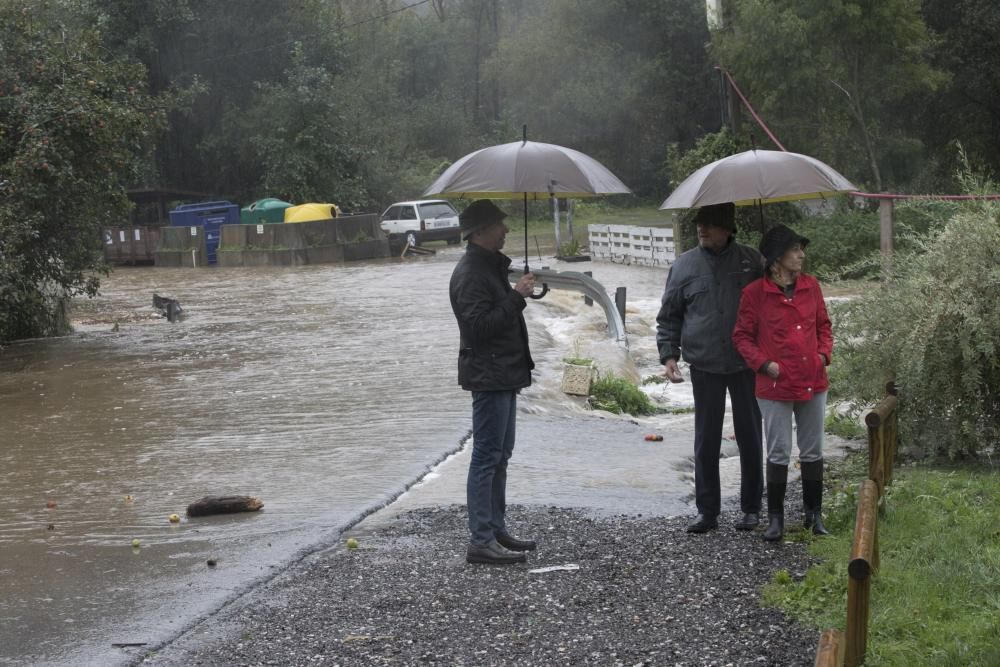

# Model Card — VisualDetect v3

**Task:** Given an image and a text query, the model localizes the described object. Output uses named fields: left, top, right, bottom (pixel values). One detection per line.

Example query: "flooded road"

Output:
left=0, top=247, right=689, bottom=665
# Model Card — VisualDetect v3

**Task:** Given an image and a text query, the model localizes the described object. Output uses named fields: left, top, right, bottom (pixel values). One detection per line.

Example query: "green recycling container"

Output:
left=240, top=198, right=292, bottom=225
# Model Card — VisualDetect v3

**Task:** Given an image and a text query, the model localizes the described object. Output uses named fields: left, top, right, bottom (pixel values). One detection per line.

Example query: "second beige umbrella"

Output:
left=659, top=149, right=856, bottom=211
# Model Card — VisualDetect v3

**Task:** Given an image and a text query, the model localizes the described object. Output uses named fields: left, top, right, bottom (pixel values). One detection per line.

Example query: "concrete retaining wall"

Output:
left=155, top=214, right=390, bottom=267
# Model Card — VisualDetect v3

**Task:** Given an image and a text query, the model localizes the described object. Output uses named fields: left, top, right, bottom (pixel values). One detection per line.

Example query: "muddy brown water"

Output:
left=0, top=248, right=684, bottom=665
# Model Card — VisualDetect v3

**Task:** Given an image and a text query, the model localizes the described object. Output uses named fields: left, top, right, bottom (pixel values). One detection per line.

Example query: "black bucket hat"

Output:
left=760, top=224, right=810, bottom=269
left=692, top=202, right=736, bottom=231
left=459, top=199, right=507, bottom=240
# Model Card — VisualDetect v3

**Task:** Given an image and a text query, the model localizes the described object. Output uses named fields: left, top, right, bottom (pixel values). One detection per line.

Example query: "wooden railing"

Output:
left=814, top=384, right=899, bottom=667
left=866, top=381, right=899, bottom=497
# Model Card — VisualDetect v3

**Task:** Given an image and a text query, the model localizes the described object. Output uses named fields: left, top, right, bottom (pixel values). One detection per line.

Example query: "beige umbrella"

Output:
left=659, top=149, right=856, bottom=211
left=424, top=128, right=631, bottom=272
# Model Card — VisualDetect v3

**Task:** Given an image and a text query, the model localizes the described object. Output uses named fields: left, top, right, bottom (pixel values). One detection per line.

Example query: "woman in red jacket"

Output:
left=732, top=225, right=833, bottom=542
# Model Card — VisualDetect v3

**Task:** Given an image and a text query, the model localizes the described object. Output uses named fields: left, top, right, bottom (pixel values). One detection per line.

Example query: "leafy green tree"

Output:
left=492, top=0, right=718, bottom=198
left=219, top=46, right=369, bottom=209
left=0, top=2, right=162, bottom=341
left=920, top=0, right=1000, bottom=184
left=712, top=0, right=946, bottom=191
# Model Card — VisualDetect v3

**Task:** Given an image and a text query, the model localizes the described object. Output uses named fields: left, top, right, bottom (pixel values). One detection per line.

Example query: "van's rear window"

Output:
left=418, top=202, right=457, bottom=218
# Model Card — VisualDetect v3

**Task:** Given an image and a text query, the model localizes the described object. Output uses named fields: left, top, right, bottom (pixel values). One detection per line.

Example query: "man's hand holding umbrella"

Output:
left=512, top=272, right=536, bottom=298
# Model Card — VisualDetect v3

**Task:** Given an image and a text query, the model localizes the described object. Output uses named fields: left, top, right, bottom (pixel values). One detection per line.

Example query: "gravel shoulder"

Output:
left=145, top=502, right=821, bottom=667
left=140, top=414, right=854, bottom=666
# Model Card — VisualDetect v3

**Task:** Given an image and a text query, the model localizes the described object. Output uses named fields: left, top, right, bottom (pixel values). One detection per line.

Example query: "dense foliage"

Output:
left=0, top=2, right=162, bottom=341
left=712, top=0, right=946, bottom=192
left=829, top=196, right=1000, bottom=458
left=4, top=0, right=1000, bottom=350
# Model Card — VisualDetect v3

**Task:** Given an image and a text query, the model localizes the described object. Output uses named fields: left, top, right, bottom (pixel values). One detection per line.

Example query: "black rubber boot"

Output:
left=801, top=459, right=829, bottom=536
left=763, top=462, right=787, bottom=542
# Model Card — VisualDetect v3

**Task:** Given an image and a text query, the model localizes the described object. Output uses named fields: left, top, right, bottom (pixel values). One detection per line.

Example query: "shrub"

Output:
left=558, top=237, right=582, bottom=257
left=824, top=411, right=866, bottom=440
left=792, top=208, right=881, bottom=280
left=831, top=201, right=1000, bottom=458
left=589, top=373, right=658, bottom=416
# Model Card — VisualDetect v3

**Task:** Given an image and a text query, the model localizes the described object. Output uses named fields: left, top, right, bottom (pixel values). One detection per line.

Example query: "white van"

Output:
left=379, top=200, right=461, bottom=246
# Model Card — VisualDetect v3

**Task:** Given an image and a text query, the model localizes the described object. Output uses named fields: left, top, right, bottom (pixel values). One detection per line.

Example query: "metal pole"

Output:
left=879, top=198, right=894, bottom=275
left=523, top=192, right=529, bottom=273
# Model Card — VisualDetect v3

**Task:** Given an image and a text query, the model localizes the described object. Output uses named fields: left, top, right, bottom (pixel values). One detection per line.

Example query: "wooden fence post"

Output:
left=815, top=628, right=845, bottom=667
left=865, top=395, right=898, bottom=496
left=845, top=479, right=879, bottom=666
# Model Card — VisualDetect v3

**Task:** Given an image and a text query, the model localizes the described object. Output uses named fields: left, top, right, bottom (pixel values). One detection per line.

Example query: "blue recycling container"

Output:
left=168, top=201, right=239, bottom=265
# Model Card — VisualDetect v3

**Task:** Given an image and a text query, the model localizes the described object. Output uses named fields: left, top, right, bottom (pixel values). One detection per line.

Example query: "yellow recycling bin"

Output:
left=283, top=203, right=341, bottom=223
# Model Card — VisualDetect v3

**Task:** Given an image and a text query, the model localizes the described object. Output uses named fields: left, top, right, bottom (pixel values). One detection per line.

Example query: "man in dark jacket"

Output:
left=450, top=199, right=538, bottom=565
left=656, top=203, right=764, bottom=533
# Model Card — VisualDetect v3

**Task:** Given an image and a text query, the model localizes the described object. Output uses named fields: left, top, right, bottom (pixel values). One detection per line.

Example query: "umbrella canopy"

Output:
left=659, top=149, right=856, bottom=211
left=424, top=140, right=631, bottom=201
left=424, top=135, right=631, bottom=273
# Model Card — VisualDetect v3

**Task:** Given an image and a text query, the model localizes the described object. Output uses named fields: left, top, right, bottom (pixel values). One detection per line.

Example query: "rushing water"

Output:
left=0, top=247, right=688, bottom=665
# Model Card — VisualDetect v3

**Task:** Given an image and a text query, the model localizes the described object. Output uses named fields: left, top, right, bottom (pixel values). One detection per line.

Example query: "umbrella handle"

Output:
left=529, top=283, right=549, bottom=300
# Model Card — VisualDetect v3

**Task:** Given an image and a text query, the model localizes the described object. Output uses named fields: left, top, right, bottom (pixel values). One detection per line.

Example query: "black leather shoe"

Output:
left=496, top=532, right=537, bottom=551
left=734, top=512, right=759, bottom=531
left=686, top=514, right=719, bottom=533
left=466, top=540, right=527, bottom=565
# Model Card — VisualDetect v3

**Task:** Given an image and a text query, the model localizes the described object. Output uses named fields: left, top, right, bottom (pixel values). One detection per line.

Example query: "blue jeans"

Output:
left=467, top=390, right=518, bottom=546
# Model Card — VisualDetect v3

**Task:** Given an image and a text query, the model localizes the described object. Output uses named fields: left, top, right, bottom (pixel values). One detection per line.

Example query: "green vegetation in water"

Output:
left=763, top=454, right=1000, bottom=666
left=562, top=356, right=594, bottom=367
left=589, top=373, right=658, bottom=416
left=642, top=374, right=667, bottom=385
left=557, top=237, right=582, bottom=257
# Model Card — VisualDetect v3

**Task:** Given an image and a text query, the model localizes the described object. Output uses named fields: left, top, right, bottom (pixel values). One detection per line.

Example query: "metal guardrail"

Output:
left=508, top=268, right=628, bottom=346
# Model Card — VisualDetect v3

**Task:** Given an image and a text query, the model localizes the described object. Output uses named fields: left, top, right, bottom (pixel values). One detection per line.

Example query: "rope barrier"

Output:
left=848, top=192, right=1000, bottom=201
left=716, top=67, right=787, bottom=152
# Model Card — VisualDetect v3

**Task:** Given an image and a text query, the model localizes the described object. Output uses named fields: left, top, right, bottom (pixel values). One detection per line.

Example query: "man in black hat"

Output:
left=449, top=199, right=538, bottom=565
left=656, top=202, right=765, bottom=533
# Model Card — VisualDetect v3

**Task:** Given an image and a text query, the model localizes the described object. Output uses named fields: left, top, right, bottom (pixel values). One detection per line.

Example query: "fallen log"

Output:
left=186, top=495, right=263, bottom=517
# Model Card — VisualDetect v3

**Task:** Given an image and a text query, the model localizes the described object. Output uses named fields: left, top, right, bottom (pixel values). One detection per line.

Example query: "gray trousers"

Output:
left=757, top=392, right=827, bottom=466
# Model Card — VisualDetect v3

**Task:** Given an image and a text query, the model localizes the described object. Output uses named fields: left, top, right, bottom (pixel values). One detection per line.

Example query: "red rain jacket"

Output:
left=732, top=274, right=833, bottom=402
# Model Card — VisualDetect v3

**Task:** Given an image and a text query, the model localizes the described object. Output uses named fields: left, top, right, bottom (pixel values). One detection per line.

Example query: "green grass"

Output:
left=763, top=454, right=1000, bottom=666
left=825, top=411, right=867, bottom=440
left=505, top=203, right=672, bottom=255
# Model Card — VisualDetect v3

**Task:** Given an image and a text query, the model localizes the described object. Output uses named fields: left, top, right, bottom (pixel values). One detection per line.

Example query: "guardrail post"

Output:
left=845, top=479, right=879, bottom=666
left=614, top=286, right=627, bottom=325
